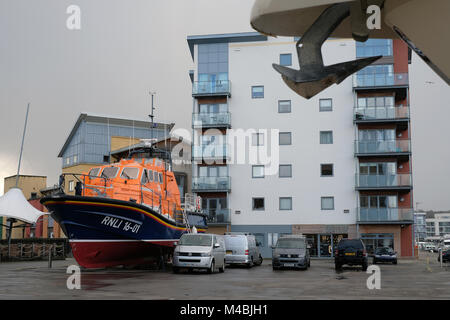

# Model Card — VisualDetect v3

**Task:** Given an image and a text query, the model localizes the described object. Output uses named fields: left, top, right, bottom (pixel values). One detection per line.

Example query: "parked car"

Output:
left=224, top=233, right=263, bottom=267
left=437, top=249, right=450, bottom=263
left=424, top=243, right=437, bottom=252
left=272, top=235, right=310, bottom=270
left=334, top=238, right=368, bottom=271
left=173, top=233, right=226, bottom=274
left=373, top=247, right=397, bottom=264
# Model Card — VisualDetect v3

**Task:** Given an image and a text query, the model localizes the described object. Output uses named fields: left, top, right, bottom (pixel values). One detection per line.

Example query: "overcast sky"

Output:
left=0, top=0, right=449, bottom=211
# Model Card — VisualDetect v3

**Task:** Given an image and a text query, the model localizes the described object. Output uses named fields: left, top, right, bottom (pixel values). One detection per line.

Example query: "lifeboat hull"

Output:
left=41, top=195, right=207, bottom=268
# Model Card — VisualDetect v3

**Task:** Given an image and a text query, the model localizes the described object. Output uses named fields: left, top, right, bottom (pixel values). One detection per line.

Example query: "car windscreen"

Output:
left=338, top=239, right=363, bottom=249
left=375, top=247, right=393, bottom=254
left=178, top=234, right=212, bottom=247
left=120, top=167, right=139, bottom=180
left=275, top=238, right=306, bottom=249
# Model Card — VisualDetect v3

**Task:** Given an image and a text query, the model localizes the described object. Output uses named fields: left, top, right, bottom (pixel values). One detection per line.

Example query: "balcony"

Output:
left=355, top=173, right=412, bottom=190
left=192, top=176, right=231, bottom=192
left=357, top=207, right=414, bottom=224
left=192, top=80, right=231, bottom=97
left=353, top=73, right=409, bottom=89
left=204, top=208, right=231, bottom=225
left=192, top=144, right=229, bottom=161
left=355, top=139, right=411, bottom=157
left=192, top=112, right=231, bottom=129
left=354, top=105, right=409, bottom=123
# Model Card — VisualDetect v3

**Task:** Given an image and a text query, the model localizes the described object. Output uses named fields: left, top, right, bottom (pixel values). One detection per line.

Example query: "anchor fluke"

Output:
left=273, top=3, right=382, bottom=99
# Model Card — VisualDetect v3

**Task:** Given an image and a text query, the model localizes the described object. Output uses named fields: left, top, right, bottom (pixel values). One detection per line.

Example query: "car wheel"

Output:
left=308, top=259, right=311, bottom=268
left=335, top=263, right=341, bottom=270
left=219, top=261, right=225, bottom=273
left=393, top=260, right=397, bottom=265
left=256, top=255, right=263, bottom=266
left=208, top=261, right=215, bottom=274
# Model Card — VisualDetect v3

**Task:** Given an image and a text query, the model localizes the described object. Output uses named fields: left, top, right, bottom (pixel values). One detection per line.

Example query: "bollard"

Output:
left=48, top=244, right=53, bottom=268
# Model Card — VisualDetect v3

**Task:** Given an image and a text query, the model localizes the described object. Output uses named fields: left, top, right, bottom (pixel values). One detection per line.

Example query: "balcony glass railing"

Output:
left=353, top=73, right=408, bottom=88
left=203, top=209, right=231, bottom=224
left=192, top=112, right=231, bottom=128
left=356, top=173, right=412, bottom=188
left=357, top=207, right=414, bottom=223
left=192, top=144, right=228, bottom=159
left=355, top=139, right=411, bottom=154
left=192, top=80, right=231, bottom=96
left=192, top=176, right=231, bottom=192
left=354, top=105, right=409, bottom=121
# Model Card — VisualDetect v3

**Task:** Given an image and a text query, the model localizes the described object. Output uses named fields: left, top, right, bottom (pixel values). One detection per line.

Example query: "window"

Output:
left=141, top=169, right=149, bottom=184
left=279, top=165, right=292, bottom=178
left=278, top=100, right=291, bottom=113
left=88, top=168, right=100, bottom=177
left=279, top=132, right=292, bottom=145
left=319, top=99, right=332, bottom=112
left=320, top=131, right=333, bottom=144
left=279, top=197, right=292, bottom=210
left=65, top=158, right=70, bottom=165
left=251, top=86, right=264, bottom=99
left=280, top=53, right=292, bottom=66
left=103, top=155, right=110, bottom=163
left=68, top=180, right=74, bottom=192
left=252, top=165, right=265, bottom=178
left=102, top=166, right=119, bottom=178
left=320, top=164, right=333, bottom=176
left=321, top=197, right=334, bottom=210
left=252, top=133, right=264, bottom=146
left=73, top=155, right=78, bottom=163
left=159, top=173, right=163, bottom=184
left=154, top=171, right=159, bottom=182
left=120, top=167, right=139, bottom=180
left=252, top=197, right=265, bottom=211
left=356, top=39, right=393, bottom=58
left=30, top=192, right=37, bottom=199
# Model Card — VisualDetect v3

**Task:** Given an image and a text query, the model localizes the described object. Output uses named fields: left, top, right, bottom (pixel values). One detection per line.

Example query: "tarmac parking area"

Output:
left=0, top=251, right=449, bottom=300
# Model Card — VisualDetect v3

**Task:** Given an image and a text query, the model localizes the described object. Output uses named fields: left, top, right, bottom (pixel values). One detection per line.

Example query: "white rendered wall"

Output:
left=227, top=37, right=358, bottom=226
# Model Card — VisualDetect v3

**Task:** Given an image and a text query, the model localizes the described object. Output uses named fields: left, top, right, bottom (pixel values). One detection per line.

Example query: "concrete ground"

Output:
left=0, top=251, right=449, bottom=300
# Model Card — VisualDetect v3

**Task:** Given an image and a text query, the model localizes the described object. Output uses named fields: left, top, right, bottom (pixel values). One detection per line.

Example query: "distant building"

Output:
left=414, top=212, right=427, bottom=241
left=58, top=113, right=174, bottom=195
left=426, top=212, right=450, bottom=240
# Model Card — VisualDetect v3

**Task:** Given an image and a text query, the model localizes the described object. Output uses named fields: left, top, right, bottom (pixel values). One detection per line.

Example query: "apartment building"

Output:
left=426, top=212, right=450, bottom=240
left=187, top=33, right=414, bottom=258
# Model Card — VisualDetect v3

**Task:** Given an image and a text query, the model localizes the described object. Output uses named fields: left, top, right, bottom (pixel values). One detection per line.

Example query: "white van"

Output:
left=173, top=233, right=226, bottom=274
left=224, top=233, right=263, bottom=267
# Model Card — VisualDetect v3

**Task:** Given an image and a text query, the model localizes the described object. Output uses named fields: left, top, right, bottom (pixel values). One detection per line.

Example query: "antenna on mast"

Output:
left=149, top=91, right=156, bottom=145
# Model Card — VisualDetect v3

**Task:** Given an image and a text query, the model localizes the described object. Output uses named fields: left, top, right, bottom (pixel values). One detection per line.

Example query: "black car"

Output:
left=437, top=249, right=450, bottom=263
left=373, top=247, right=397, bottom=264
left=334, top=239, right=368, bottom=271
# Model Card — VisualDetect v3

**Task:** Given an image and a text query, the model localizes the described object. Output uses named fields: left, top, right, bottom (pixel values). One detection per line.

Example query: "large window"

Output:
left=321, top=197, right=335, bottom=210
left=251, top=86, right=264, bottom=99
left=356, top=39, right=393, bottom=57
left=361, top=233, right=394, bottom=255
left=320, top=131, right=333, bottom=144
left=198, top=43, right=228, bottom=84
left=198, top=166, right=228, bottom=177
left=357, top=96, right=395, bottom=108
left=358, top=129, right=395, bottom=141
left=199, top=103, right=228, bottom=113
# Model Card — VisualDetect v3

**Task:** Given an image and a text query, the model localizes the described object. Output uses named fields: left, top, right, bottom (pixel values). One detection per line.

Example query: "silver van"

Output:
left=173, top=233, right=226, bottom=273
left=224, top=233, right=263, bottom=267
left=272, top=235, right=310, bottom=270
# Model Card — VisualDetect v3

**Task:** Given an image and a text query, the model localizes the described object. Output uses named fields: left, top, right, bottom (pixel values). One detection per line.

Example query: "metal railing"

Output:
left=192, top=144, right=229, bottom=160
left=353, top=73, right=409, bottom=88
left=357, top=207, right=414, bottom=223
left=354, top=139, right=411, bottom=154
left=356, top=173, right=412, bottom=188
left=192, top=176, right=231, bottom=192
left=192, top=80, right=231, bottom=96
left=192, top=112, right=231, bottom=128
left=354, top=105, right=409, bottom=121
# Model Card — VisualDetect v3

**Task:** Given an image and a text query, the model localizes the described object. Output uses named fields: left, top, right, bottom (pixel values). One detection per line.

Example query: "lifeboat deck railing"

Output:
left=60, top=173, right=190, bottom=226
